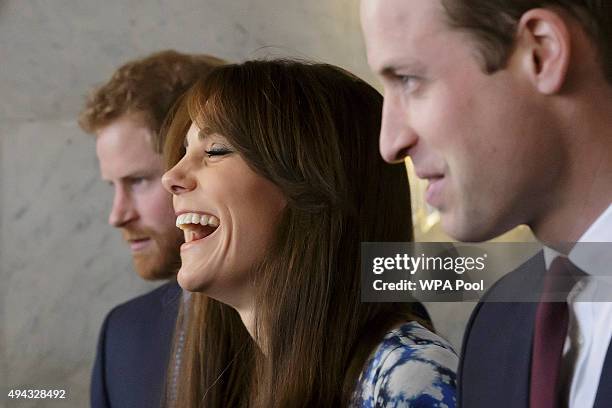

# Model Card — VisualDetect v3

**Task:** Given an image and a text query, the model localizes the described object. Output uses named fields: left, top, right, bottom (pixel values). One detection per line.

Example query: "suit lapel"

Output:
left=460, top=252, right=545, bottom=407
left=593, top=340, right=612, bottom=408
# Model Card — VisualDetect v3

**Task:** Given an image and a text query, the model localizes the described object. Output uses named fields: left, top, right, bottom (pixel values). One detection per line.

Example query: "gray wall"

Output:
left=0, top=1, right=475, bottom=406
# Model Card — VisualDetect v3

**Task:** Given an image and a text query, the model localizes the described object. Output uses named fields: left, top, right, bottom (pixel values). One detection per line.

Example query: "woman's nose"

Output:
left=162, top=159, right=196, bottom=195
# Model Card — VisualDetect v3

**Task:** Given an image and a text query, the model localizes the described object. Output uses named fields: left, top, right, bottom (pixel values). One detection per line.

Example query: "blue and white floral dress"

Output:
left=352, top=321, right=458, bottom=407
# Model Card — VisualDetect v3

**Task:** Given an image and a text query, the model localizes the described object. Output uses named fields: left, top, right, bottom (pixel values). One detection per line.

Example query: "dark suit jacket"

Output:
left=91, top=281, right=181, bottom=408
left=459, top=252, right=612, bottom=407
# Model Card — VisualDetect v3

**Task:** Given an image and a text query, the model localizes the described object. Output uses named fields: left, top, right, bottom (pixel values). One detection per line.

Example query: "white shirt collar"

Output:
left=543, top=204, right=612, bottom=276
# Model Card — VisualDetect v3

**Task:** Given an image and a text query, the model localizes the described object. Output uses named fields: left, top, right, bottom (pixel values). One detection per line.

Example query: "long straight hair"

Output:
left=163, top=60, right=427, bottom=408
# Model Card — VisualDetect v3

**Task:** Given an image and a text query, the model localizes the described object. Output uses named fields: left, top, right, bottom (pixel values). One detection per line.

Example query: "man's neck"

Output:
left=531, top=139, right=612, bottom=248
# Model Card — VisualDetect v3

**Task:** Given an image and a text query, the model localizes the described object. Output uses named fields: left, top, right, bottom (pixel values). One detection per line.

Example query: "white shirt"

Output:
left=543, top=204, right=612, bottom=408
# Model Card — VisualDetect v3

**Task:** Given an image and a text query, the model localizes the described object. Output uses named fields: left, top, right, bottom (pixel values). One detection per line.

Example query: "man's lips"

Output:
left=127, top=237, right=152, bottom=252
left=414, top=168, right=444, bottom=180
left=413, top=168, right=446, bottom=207
left=424, top=176, right=445, bottom=208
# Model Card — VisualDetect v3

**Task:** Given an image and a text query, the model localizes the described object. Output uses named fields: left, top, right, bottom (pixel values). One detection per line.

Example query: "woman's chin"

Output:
left=177, top=266, right=205, bottom=292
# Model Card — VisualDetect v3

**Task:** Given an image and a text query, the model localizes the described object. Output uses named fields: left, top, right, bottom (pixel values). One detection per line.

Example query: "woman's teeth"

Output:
left=176, top=213, right=220, bottom=243
left=175, top=213, right=220, bottom=229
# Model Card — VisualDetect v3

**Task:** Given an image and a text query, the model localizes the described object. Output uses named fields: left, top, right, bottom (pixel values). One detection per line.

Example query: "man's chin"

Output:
left=441, top=211, right=513, bottom=243
left=132, top=255, right=175, bottom=281
left=440, top=210, right=485, bottom=242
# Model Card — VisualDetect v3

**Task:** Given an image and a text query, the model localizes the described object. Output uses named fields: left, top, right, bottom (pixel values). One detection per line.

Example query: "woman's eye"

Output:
left=204, top=147, right=233, bottom=158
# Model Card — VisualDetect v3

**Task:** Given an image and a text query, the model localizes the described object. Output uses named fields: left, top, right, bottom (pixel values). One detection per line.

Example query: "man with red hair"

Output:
left=80, top=50, right=223, bottom=408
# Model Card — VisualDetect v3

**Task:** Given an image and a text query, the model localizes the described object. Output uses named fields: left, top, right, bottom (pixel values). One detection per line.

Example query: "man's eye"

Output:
left=398, top=75, right=420, bottom=92
left=129, top=177, right=148, bottom=188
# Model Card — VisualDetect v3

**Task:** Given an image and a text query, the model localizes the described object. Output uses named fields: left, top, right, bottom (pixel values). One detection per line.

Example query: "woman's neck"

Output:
left=235, top=305, right=268, bottom=354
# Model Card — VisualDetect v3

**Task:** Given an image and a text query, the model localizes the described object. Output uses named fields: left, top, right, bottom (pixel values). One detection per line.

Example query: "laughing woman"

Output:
left=161, top=60, right=457, bottom=407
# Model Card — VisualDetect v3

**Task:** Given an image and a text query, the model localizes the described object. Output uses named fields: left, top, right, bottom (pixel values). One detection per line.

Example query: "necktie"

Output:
left=530, top=257, right=584, bottom=408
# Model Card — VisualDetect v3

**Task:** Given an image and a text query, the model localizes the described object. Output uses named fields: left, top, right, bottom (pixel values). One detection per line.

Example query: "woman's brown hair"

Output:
left=162, top=60, right=428, bottom=407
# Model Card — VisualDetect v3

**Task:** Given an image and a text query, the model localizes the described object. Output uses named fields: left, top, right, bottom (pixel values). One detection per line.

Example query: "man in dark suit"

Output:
left=79, top=50, right=224, bottom=408
left=361, top=1, right=611, bottom=407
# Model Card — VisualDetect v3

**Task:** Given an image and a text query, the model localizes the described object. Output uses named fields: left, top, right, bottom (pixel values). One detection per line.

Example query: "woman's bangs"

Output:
left=186, top=74, right=233, bottom=140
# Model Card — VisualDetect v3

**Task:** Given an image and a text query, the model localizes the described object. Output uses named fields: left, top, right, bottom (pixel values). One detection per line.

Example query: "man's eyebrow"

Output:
left=380, top=66, right=396, bottom=78
left=120, top=172, right=152, bottom=181
left=379, top=61, right=426, bottom=77
left=124, top=171, right=150, bottom=178
left=102, top=173, right=150, bottom=185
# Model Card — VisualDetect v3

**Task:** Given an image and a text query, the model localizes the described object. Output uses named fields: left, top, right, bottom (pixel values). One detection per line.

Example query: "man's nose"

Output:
left=379, top=96, right=418, bottom=163
left=108, top=188, right=137, bottom=227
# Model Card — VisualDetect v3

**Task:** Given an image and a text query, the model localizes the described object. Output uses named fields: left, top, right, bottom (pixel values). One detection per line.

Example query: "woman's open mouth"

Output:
left=175, top=212, right=220, bottom=244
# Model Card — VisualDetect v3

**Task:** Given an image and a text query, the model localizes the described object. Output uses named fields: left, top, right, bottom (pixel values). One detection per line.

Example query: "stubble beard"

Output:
left=131, top=228, right=183, bottom=281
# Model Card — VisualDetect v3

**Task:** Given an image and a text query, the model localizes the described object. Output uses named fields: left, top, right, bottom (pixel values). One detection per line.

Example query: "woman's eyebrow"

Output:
left=198, top=129, right=210, bottom=141
left=183, top=129, right=210, bottom=148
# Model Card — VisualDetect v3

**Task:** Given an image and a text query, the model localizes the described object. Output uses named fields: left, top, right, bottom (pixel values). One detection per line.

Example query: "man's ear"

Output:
left=515, top=8, right=571, bottom=94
